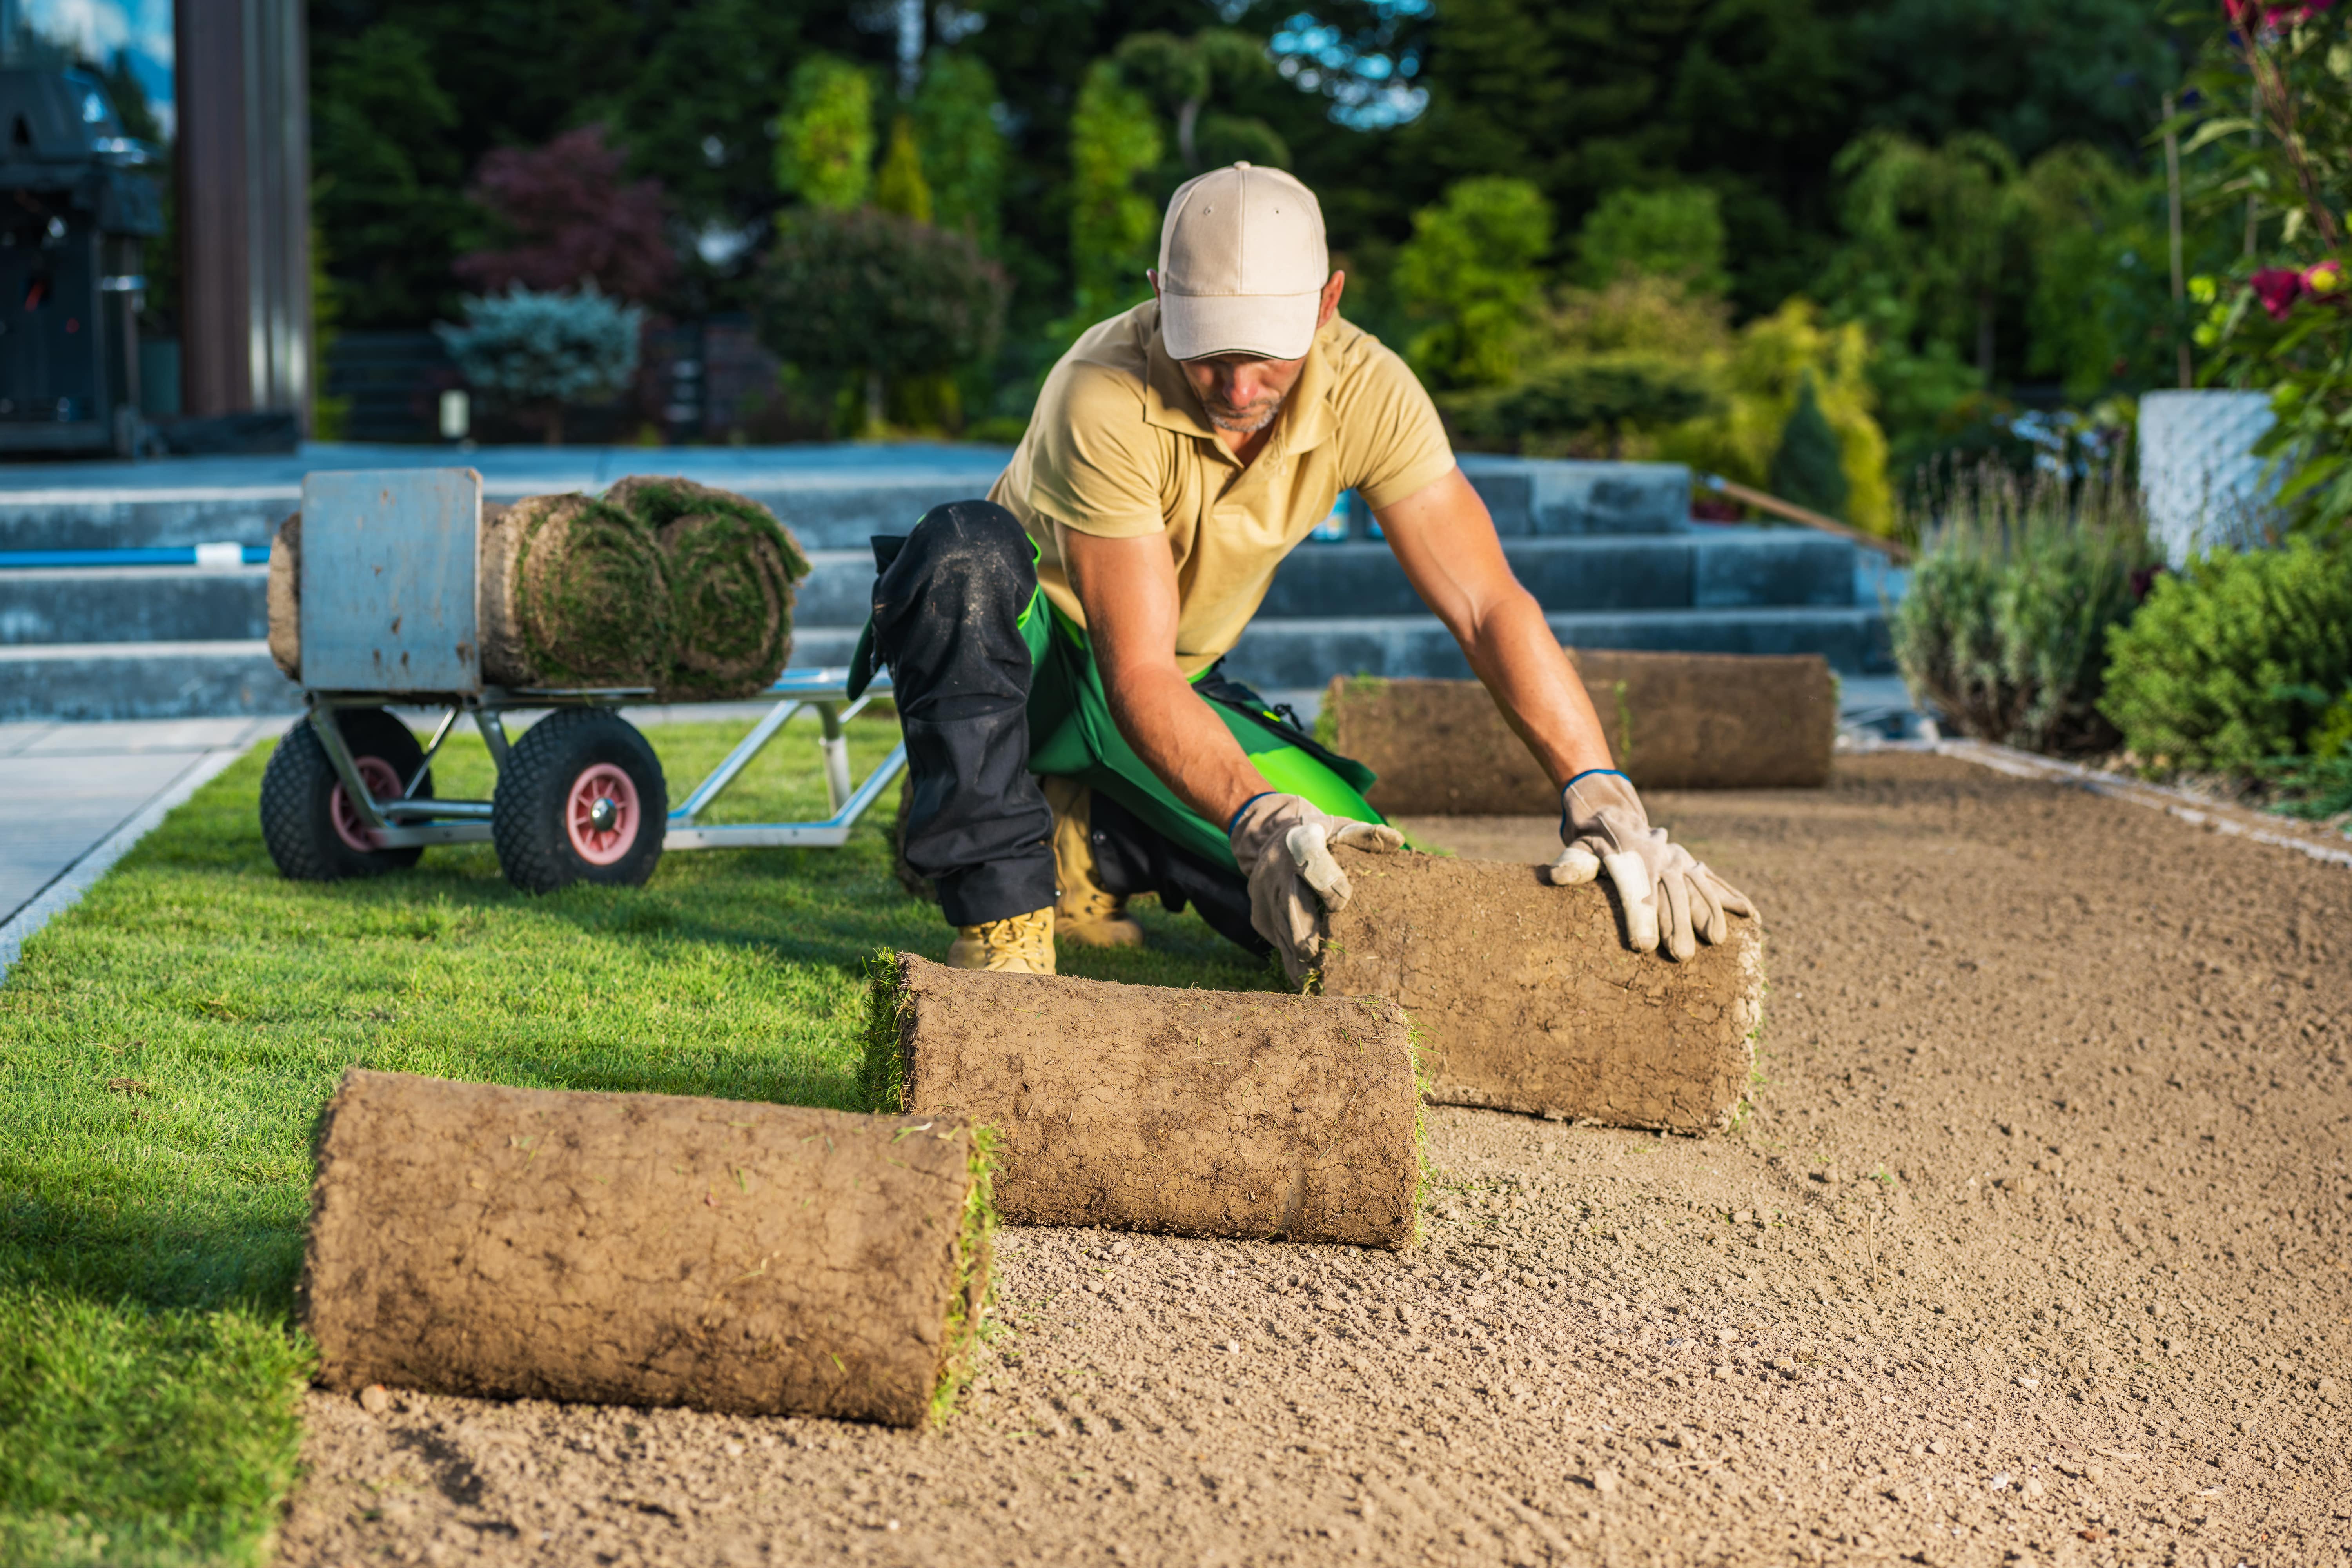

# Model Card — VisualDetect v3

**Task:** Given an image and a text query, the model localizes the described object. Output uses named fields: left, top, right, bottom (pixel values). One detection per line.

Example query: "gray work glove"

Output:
left=1228, top=793, right=1405, bottom=987
left=1545, top=770, right=1755, bottom=961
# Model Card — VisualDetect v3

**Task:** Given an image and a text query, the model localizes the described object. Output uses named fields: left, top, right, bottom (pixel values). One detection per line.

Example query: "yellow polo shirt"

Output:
left=988, top=299, right=1456, bottom=675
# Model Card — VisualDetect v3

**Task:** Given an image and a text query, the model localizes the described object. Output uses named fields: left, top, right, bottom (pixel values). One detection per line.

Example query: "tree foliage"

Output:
left=1769, top=374, right=1849, bottom=518
left=775, top=54, right=877, bottom=214
left=310, top=22, right=470, bottom=327
left=757, top=208, right=1009, bottom=427
left=2185, top=3, right=2352, bottom=534
left=1066, top=59, right=1165, bottom=324
left=436, top=284, right=644, bottom=444
left=911, top=53, right=1007, bottom=247
left=1576, top=186, right=1730, bottom=295
left=873, top=116, right=934, bottom=224
left=1394, top=176, right=1553, bottom=389
left=454, top=126, right=675, bottom=304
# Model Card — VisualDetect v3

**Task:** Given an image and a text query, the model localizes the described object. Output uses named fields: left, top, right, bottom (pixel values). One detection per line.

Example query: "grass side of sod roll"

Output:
left=0, top=713, right=1270, bottom=1566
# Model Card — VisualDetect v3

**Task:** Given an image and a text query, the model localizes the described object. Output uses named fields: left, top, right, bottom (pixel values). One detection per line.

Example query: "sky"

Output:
left=11, top=0, right=173, bottom=136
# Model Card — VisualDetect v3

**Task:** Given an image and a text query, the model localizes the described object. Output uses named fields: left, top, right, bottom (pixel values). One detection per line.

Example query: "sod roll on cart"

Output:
left=259, top=468, right=905, bottom=893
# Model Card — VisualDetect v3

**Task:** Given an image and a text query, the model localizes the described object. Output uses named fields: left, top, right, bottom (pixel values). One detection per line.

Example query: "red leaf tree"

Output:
left=455, top=125, right=676, bottom=304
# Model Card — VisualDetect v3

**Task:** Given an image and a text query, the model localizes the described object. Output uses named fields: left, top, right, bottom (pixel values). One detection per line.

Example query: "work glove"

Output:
left=1546, top=770, right=1755, bottom=962
left=1228, top=792, right=1405, bottom=987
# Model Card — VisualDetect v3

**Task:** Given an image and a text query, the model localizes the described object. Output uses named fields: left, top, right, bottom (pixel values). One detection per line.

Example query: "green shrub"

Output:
left=2100, top=538, right=2352, bottom=773
left=1893, top=462, right=2153, bottom=754
left=1769, top=373, right=1849, bottom=519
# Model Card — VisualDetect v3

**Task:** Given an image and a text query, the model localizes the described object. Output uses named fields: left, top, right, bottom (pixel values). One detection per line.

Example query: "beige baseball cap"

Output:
left=1155, top=162, right=1329, bottom=362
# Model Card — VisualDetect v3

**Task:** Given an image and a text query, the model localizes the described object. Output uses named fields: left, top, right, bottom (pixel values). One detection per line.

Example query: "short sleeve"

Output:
left=1339, top=340, right=1457, bottom=512
left=1021, top=359, right=1169, bottom=539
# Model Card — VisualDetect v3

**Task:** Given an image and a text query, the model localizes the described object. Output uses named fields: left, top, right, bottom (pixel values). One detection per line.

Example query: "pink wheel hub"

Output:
left=329, top=757, right=404, bottom=853
left=566, top=763, right=641, bottom=866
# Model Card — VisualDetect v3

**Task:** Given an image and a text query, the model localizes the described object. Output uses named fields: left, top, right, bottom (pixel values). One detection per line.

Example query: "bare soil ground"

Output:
left=275, top=754, right=2352, bottom=1568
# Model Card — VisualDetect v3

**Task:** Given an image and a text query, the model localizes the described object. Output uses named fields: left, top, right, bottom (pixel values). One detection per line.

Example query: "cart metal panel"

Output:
left=299, top=468, right=483, bottom=693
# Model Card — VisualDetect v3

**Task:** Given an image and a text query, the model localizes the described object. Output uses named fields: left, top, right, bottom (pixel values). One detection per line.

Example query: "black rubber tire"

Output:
left=259, top=708, right=431, bottom=881
left=491, top=708, right=667, bottom=893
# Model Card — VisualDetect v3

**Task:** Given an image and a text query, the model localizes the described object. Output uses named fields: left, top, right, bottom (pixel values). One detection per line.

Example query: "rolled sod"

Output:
left=603, top=475, right=811, bottom=702
left=301, top=1069, right=994, bottom=1427
left=479, top=494, right=672, bottom=689
left=869, top=955, right=1421, bottom=1249
left=1313, top=849, right=1762, bottom=1133
left=1320, top=654, right=1835, bottom=812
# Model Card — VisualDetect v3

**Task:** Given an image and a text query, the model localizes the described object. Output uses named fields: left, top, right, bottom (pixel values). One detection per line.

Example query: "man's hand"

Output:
left=1229, top=793, right=1404, bottom=985
left=1546, top=770, right=1755, bottom=961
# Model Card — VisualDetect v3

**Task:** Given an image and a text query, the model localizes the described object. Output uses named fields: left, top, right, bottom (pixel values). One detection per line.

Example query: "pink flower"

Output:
left=2261, top=0, right=2333, bottom=25
left=2253, top=267, right=2307, bottom=319
left=2303, top=258, right=2347, bottom=297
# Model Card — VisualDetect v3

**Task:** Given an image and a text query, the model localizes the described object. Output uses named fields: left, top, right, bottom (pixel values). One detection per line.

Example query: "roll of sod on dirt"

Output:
left=603, top=475, right=810, bottom=701
left=1320, top=654, right=1835, bottom=811
left=301, top=1069, right=993, bottom=1427
left=870, top=956, right=1420, bottom=1249
left=1312, top=849, right=1763, bottom=1133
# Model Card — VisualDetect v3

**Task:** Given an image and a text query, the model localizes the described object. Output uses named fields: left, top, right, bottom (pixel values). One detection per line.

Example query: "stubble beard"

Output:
left=1205, top=389, right=1285, bottom=435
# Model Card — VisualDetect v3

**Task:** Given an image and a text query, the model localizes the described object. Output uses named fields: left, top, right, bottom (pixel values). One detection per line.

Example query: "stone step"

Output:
left=0, top=566, right=269, bottom=644
left=2, top=525, right=1857, bottom=646
left=1222, top=607, right=1892, bottom=689
left=0, top=606, right=1887, bottom=722
left=0, top=445, right=1688, bottom=551
left=1455, top=454, right=1689, bottom=536
left=1256, top=530, right=1855, bottom=616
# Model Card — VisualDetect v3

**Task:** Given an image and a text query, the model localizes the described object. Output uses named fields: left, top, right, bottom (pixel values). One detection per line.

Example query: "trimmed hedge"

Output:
left=2100, top=538, right=2352, bottom=773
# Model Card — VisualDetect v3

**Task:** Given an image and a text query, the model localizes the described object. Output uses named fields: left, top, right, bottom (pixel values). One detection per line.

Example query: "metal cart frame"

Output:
left=305, top=668, right=905, bottom=853
left=268, top=466, right=903, bottom=886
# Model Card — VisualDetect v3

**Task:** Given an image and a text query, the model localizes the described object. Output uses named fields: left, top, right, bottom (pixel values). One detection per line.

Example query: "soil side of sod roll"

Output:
left=1321, top=654, right=1834, bottom=812
left=870, top=955, right=1421, bottom=1249
left=1314, top=849, right=1762, bottom=1133
left=300, top=1069, right=993, bottom=1428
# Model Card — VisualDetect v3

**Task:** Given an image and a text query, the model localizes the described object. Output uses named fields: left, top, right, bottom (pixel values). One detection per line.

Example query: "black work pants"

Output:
left=867, top=501, right=1265, bottom=953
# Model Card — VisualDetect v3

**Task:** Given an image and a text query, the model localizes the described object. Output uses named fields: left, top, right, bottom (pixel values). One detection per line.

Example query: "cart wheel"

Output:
left=259, top=708, right=431, bottom=881
left=492, top=709, right=667, bottom=893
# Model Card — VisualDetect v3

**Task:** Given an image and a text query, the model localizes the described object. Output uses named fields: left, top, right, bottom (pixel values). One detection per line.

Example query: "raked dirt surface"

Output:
left=275, top=753, right=2352, bottom=1568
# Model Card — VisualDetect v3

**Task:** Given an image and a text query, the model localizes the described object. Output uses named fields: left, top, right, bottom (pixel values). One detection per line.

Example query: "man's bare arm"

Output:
left=1374, top=466, right=1615, bottom=787
left=1058, top=526, right=1270, bottom=826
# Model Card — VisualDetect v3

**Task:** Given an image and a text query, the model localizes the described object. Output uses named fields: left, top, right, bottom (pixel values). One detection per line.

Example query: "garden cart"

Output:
left=257, top=468, right=904, bottom=893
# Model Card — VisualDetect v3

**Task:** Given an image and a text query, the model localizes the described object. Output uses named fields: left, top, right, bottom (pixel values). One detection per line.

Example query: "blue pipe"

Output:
left=0, top=546, right=270, bottom=568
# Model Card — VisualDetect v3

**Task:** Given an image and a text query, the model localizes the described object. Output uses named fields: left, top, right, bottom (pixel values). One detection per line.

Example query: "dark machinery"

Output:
left=0, top=67, right=162, bottom=457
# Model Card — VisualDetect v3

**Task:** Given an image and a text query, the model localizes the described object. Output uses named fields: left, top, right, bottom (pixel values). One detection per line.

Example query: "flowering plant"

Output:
left=2189, top=0, right=2352, bottom=530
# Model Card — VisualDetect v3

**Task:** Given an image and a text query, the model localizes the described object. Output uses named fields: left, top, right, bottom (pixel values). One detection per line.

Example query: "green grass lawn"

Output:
left=0, top=712, right=1269, bottom=1566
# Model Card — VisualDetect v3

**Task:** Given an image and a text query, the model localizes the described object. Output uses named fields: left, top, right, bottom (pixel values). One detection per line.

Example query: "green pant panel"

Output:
left=1017, top=594, right=1380, bottom=871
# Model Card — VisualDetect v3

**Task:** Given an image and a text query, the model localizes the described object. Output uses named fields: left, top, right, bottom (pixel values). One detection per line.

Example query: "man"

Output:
left=850, top=162, right=1751, bottom=978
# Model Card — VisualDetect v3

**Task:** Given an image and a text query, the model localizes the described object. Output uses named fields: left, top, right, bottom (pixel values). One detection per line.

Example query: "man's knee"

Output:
left=872, top=499, right=1037, bottom=715
left=885, top=500, right=1034, bottom=609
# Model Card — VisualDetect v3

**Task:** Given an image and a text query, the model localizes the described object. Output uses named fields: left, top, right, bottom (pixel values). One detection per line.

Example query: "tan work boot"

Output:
left=946, top=907, right=1057, bottom=974
left=1043, top=776, right=1144, bottom=948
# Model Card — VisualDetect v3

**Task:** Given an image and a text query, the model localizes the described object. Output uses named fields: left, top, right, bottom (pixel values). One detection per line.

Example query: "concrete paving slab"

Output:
left=0, top=749, right=212, bottom=925
left=15, top=716, right=285, bottom=755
